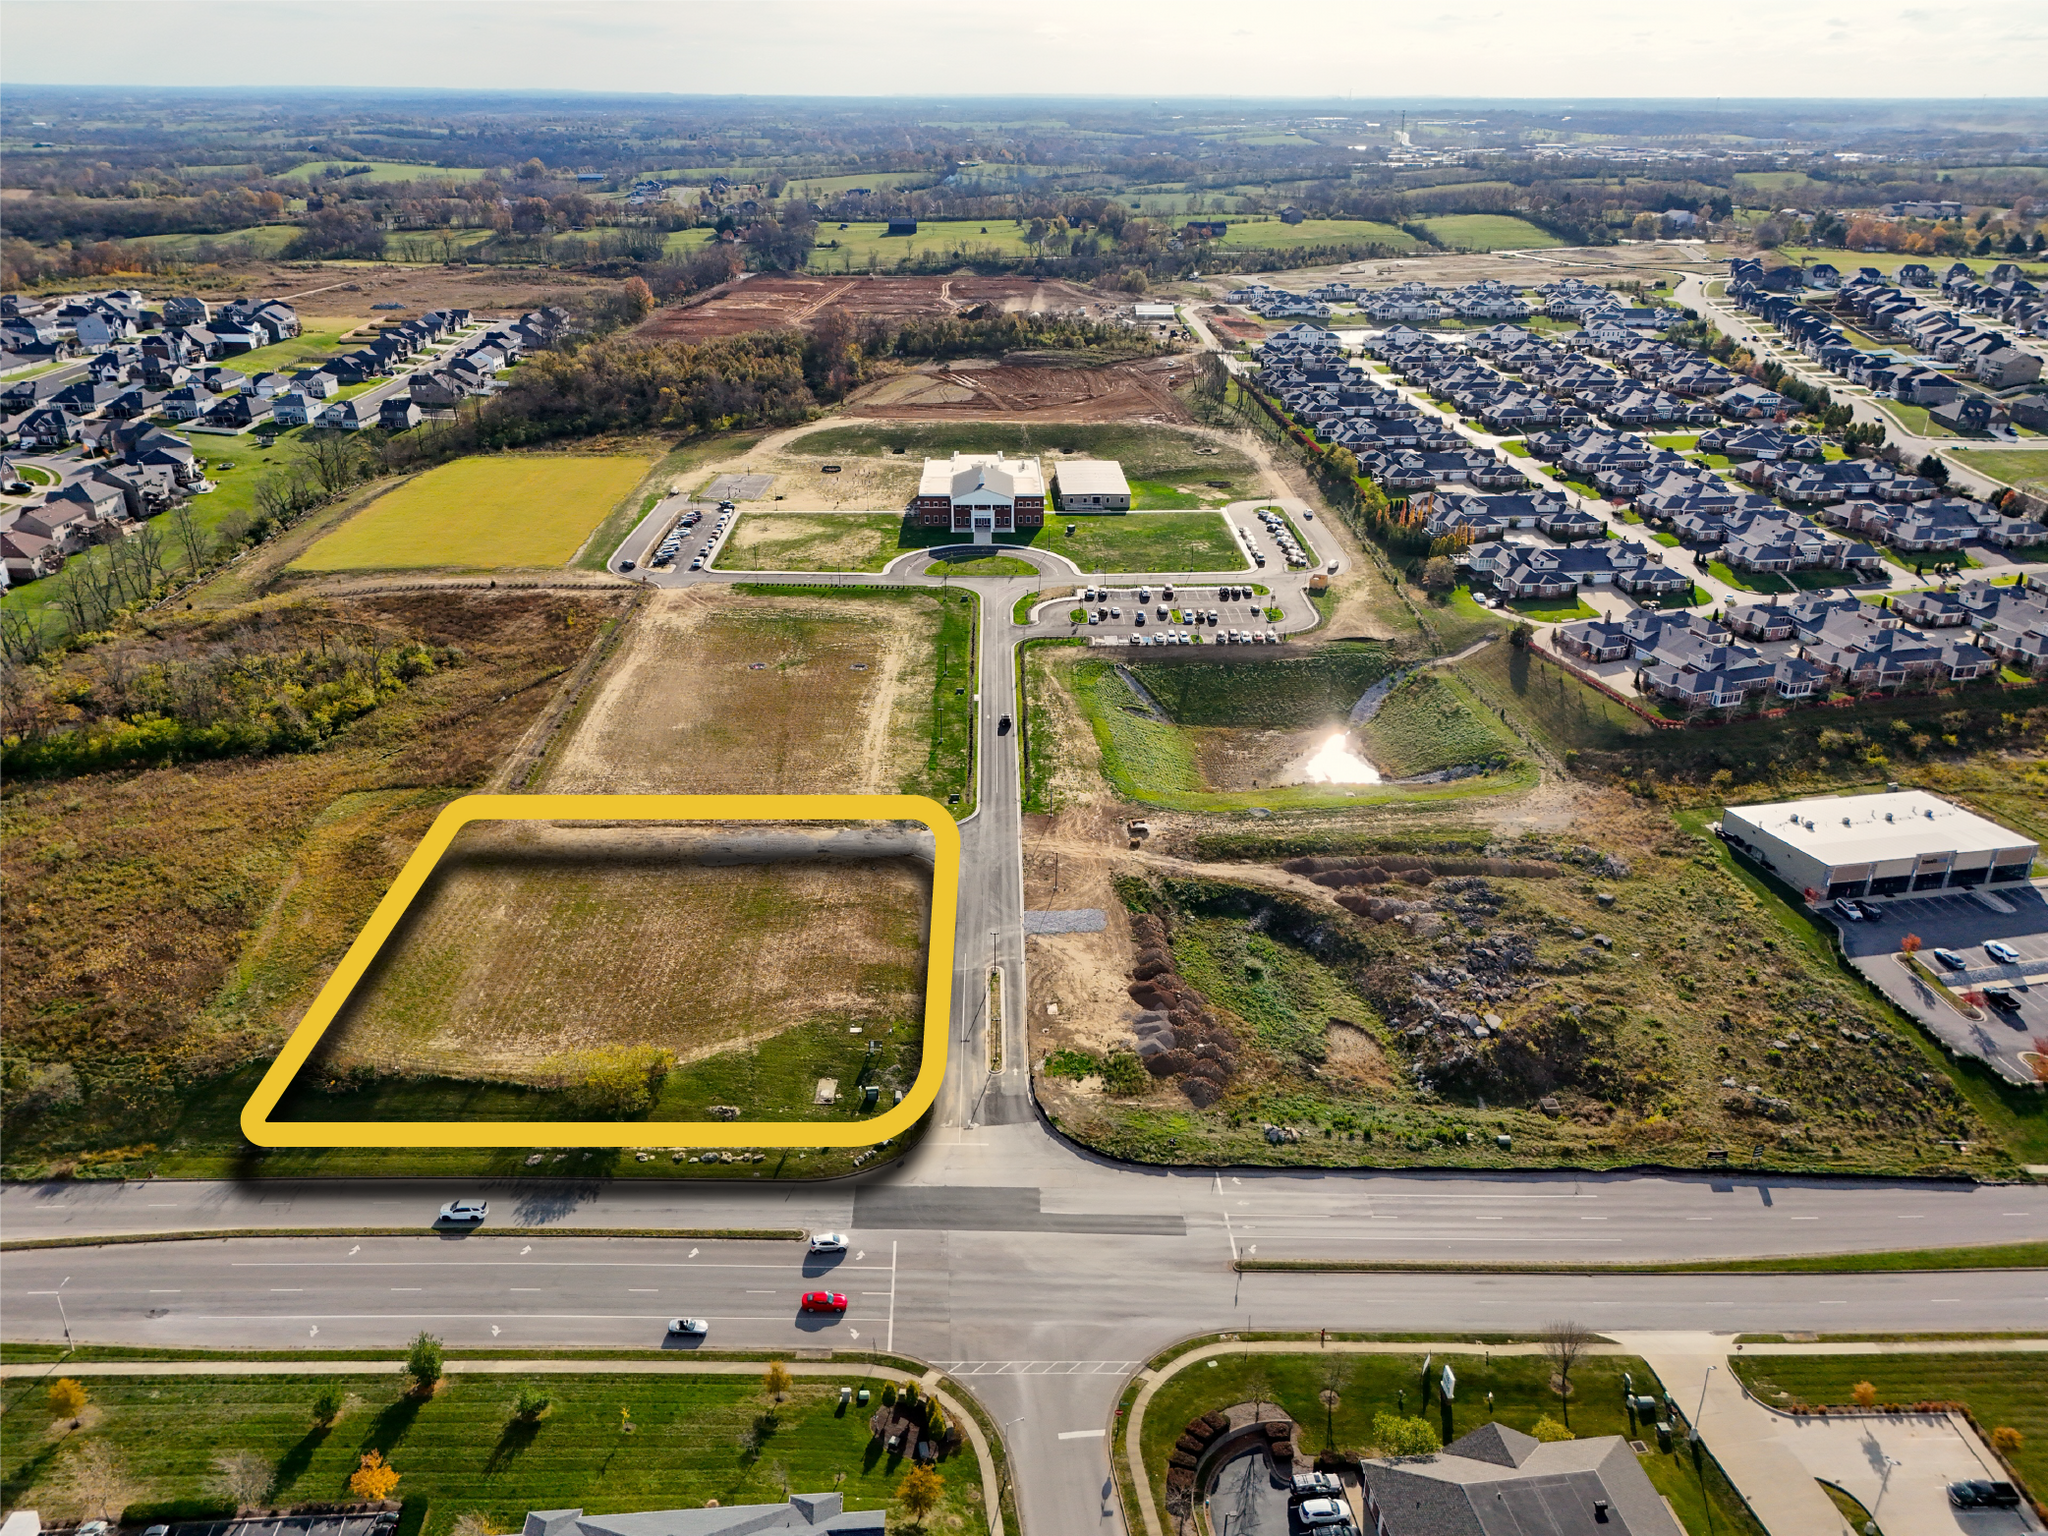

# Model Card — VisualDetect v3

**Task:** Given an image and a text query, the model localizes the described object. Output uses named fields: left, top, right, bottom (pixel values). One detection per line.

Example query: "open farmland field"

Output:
left=294, top=820, right=929, bottom=1116
left=279, top=158, right=490, bottom=182
left=292, top=454, right=657, bottom=571
left=542, top=585, right=974, bottom=808
left=1419, top=214, right=1564, bottom=251
left=0, top=1370, right=987, bottom=1536
left=638, top=272, right=1114, bottom=342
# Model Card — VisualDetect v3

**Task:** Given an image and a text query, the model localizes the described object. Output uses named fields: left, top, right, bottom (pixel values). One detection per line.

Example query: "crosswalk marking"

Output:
left=937, top=1360, right=1135, bottom=1376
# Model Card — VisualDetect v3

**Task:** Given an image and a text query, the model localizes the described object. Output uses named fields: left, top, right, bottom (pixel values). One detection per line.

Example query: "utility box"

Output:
left=1655, top=1421, right=1673, bottom=1452
left=861, top=1083, right=880, bottom=1111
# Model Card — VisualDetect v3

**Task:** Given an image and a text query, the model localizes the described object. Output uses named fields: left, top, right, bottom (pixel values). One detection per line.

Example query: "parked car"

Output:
left=1297, top=1498, right=1351, bottom=1527
left=438, top=1199, right=488, bottom=1223
left=666, top=1317, right=708, bottom=1335
left=1985, top=940, right=2022, bottom=964
left=808, top=1233, right=848, bottom=1252
left=1932, top=948, right=1968, bottom=970
left=1856, top=901, right=1884, bottom=921
left=1291, top=1471, right=1343, bottom=1499
left=1949, top=1479, right=2022, bottom=1509
left=801, top=1291, right=848, bottom=1313
left=1832, top=899, right=1863, bottom=922
left=1983, top=986, right=2021, bottom=1011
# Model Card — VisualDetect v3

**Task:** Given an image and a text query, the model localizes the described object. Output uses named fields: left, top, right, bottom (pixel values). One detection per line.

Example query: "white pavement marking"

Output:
left=886, top=1240, right=898, bottom=1354
left=1058, top=1429, right=1107, bottom=1440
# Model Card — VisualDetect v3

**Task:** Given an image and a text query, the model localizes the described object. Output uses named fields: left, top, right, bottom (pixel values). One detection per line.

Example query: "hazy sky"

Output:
left=3, top=0, right=2045, bottom=97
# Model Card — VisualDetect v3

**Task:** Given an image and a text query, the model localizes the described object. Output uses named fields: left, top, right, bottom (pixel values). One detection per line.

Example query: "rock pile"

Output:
left=1126, top=911, right=1241, bottom=1108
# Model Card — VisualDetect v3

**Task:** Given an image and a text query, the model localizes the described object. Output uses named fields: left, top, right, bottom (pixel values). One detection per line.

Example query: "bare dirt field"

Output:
left=313, top=820, right=929, bottom=1082
left=1203, top=242, right=1722, bottom=303
left=543, top=585, right=942, bottom=796
left=840, top=353, right=1196, bottom=424
left=637, top=273, right=1114, bottom=342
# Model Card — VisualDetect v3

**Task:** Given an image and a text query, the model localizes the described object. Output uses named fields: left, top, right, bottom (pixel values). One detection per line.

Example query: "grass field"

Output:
left=806, top=219, right=1036, bottom=262
left=129, top=224, right=305, bottom=258
left=280, top=159, right=490, bottom=182
left=1137, top=1351, right=1761, bottom=1536
left=299, top=821, right=928, bottom=1110
left=925, top=554, right=1037, bottom=576
left=1729, top=1352, right=2044, bottom=1494
left=1453, top=640, right=1649, bottom=758
left=1357, top=669, right=1520, bottom=776
left=0, top=1370, right=986, bottom=1535
left=213, top=317, right=368, bottom=381
left=1951, top=447, right=2048, bottom=493
left=716, top=510, right=1247, bottom=574
left=293, top=455, right=656, bottom=571
left=1420, top=215, right=1564, bottom=251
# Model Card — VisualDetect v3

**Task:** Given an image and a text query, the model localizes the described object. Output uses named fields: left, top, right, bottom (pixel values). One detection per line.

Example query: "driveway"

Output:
left=1829, top=884, right=2048, bottom=1086
left=1207, top=1446, right=1293, bottom=1536
left=1772, top=1410, right=2042, bottom=1536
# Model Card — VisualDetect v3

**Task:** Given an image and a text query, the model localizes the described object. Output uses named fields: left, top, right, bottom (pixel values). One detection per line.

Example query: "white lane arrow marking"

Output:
left=491, top=1325, right=501, bottom=1336
left=849, top=1329, right=860, bottom=1340
left=1248, top=1245, right=1256, bottom=1255
left=856, top=1251, right=866, bottom=1261
left=309, top=1326, right=318, bottom=1337
left=347, top=1245, right=360, bottom=1256
left=520, top=1245, right=533, bottom=1254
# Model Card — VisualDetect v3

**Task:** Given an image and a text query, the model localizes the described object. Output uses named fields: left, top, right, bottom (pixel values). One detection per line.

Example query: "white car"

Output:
left=438, top=1199, right=488, bottom=1223
left=667, top=1317, right=708, bottom=1335
left=1297, top=1498, right=1350, bottom=1527
left=1985, top=940, right=2022, bottom=965
left=809, top=1232, right=849, bottom=1252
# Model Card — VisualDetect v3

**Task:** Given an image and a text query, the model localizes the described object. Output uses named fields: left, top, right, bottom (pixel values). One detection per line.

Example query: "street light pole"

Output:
left=55, top=1275, right=72, bottom=1348
left=1689, top=1364, right=1715, bottom=1443
left=1868, top=1455, right=1901, bottom=1534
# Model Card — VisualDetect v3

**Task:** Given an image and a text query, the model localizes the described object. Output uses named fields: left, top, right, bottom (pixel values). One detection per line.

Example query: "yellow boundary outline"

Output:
left=240, top=793, right=958, bottom=1148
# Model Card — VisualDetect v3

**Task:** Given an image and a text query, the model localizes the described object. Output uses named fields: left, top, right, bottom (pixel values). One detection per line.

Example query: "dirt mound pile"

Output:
left=1125, top=910, right=1239, bottom=1107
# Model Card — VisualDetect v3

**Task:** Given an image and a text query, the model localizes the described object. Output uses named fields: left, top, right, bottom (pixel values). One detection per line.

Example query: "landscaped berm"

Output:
left=293, top=454, right=655, bottom=571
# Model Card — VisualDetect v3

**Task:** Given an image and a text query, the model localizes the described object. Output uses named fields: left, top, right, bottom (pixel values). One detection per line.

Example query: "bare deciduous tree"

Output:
left=1539, top=1319, right=1595, bottom=1426
left=211, top=1450, right=276, bottom=1510
left=58, top=1440, right=135, bottom=1522
left=169, top=499, right=209, bottom=575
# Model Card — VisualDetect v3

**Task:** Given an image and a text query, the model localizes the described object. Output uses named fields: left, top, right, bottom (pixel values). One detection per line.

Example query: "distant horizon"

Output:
left=3, top=0, right=2045, bottom=99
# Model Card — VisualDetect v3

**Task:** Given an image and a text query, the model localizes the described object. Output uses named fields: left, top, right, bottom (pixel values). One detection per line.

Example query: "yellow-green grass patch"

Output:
left=293, top=455, right=656, bottom=571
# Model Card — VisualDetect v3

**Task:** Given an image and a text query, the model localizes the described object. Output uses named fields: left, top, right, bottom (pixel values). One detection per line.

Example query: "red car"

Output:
left=801, top=1290, right=848, bottom=1313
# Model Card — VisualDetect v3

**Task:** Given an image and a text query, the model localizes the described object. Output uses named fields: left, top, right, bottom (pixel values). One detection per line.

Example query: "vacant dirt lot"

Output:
left=315, top=820, right=929, bottom=1081
left=637, top=272, right=1114, bottom=342
left=544, top=585, right=940, bottom=795
left=841, top=353, right=1195, bottom=423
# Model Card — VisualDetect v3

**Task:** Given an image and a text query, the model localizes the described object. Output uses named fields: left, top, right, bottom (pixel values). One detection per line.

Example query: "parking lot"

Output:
left=1066, top=579, right=1307, bottom=646
left=1828, top=882, right=2048, bottom=1085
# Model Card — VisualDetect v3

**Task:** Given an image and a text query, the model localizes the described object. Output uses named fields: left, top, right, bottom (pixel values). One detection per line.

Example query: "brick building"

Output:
left=912, top=453, right=1046, bottom=538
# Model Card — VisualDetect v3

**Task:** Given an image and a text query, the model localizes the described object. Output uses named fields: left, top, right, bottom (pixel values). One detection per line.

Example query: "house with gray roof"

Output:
left=1360, top=1423, right=1682, bottom=1536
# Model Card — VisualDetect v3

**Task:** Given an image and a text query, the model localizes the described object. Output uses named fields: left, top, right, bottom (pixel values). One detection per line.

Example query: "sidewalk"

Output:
left=0, top=1356, right=1004, bottom=1536
left=1611, top=1331, right=1853, bottom=1536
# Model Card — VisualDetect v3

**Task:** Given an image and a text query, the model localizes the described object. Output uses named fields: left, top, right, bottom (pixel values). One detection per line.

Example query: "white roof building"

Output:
left=1721, top=789, right=2037, bottom=900
left=1053, top=458, right=1131, bottom=511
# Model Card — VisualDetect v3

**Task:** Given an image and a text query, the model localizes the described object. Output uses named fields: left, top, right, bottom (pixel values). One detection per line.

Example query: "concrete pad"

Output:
left=1775, top=1410, right=2041, bottom=1536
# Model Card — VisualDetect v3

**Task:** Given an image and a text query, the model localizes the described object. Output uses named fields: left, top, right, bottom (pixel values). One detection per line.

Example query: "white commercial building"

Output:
left=1721, top=790, right=2038, bottom=901
left=1054, top=458, right=1132, bottom=511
